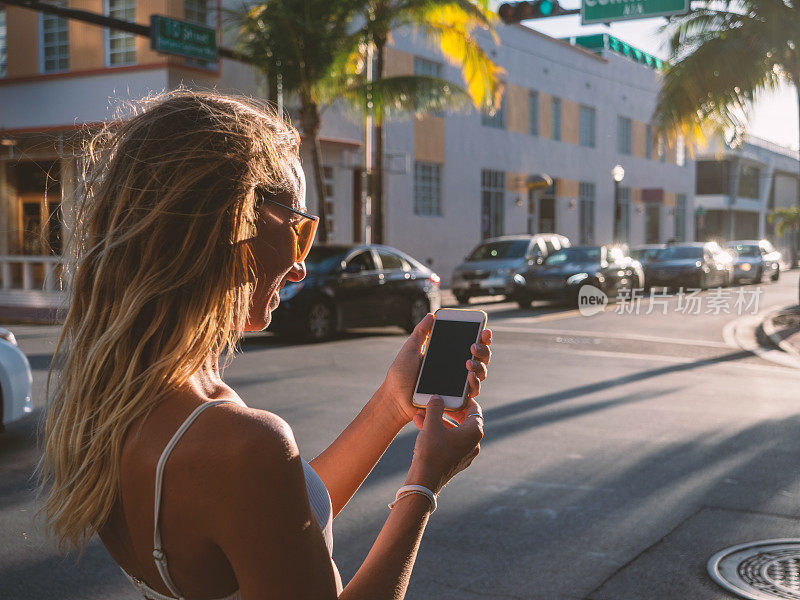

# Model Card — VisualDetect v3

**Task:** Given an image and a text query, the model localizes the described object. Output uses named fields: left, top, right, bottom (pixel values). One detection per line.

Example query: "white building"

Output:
left=0, top=5, right=695, bottom=307
left=693, top=135, right=800, bottom=249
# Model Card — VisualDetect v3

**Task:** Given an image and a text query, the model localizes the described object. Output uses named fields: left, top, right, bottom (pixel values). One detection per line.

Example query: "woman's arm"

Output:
left=309, top=384, right=406, bottom=517
left=310, top=315, right=491, bottom=518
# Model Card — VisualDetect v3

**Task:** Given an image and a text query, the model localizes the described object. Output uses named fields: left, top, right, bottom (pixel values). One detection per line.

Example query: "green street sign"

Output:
left=150, top=15, right=217, bottom=62
left=582, top=0, right=688, bottom=24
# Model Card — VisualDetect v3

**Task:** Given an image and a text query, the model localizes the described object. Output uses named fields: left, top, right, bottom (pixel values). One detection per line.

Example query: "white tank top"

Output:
left=120, top=400, right=334, bottom=600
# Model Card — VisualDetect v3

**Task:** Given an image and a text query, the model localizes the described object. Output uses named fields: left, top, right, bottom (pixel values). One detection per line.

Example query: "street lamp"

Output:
left=612, top=165, right=625, bottom=242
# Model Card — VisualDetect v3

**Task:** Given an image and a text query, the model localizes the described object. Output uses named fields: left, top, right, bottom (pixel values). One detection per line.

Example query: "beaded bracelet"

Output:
left=387, top=484, right=438, bottom=514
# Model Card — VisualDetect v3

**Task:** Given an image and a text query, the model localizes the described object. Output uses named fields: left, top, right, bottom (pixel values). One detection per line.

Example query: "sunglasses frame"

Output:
left=256, top=192, right=319, bottom=262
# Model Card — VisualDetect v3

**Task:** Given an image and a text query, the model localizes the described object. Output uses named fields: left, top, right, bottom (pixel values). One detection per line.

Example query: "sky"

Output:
left=516, top=2, right=799, bottom=150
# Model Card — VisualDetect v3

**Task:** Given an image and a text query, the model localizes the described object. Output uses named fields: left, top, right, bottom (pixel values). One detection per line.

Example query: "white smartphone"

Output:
left=412, top=308, right=488, bottom=412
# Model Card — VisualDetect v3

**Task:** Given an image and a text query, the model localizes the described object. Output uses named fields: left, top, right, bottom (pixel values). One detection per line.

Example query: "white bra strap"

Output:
left=152, top=400, right=232, bottom=600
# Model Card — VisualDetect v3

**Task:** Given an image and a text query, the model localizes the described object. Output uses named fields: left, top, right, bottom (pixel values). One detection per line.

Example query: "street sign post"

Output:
left=581, top=0, right=688, bottom=24
left=150, top=15, right=217, bottom=62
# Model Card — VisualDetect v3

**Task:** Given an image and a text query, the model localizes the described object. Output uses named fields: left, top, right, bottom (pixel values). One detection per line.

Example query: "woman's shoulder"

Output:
left=208, top=400, right=299, bottom=463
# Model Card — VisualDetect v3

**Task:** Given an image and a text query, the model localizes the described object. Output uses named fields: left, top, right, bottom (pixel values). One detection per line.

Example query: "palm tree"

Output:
left=236, top=0, right=365, bottom=242
left=769, top=206, right=800, bottom=268
left=653, top=0, right=800, bottom=260
left=357, top=0, right=504, bottom=244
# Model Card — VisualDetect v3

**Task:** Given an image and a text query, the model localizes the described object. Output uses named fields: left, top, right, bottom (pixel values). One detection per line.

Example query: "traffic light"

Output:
left=498, top=0, right=571, bottom=23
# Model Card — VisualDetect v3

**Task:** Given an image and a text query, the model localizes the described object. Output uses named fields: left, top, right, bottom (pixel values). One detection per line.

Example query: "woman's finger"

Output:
left=480, top=328, right=492, bottom=346
left=466, top=358, right=488, bottom=381
left=471, top=342, right=491, bottom=365
left=466, top=372, right=481, bottom=399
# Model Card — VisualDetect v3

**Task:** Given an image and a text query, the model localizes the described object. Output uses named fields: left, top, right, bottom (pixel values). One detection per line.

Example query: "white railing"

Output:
left=0, top=255, right=67, bottom=309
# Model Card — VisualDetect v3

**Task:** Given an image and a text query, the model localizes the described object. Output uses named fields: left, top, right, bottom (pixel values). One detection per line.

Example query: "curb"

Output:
left=761, top=306, right=800, bottom=358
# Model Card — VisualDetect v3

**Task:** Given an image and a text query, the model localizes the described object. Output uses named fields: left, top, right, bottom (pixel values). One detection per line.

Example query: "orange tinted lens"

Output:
left=295, top=218, right=318, bottom=262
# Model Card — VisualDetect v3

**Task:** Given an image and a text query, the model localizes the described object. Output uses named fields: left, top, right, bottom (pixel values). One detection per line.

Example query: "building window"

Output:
left=529, top=91, right=539, bottom=136
left=739, top=164, right=760, bottom=199
left=414, top=57, right=443, bottom=116
left=617, top=116, right=632, bottom=155
left=579, top=182, right=595, bottom=244
left=579, top=105, right=595, bottom=148
left=658, top=134, right=666, bottom=163
left=645, top=124, right=652, bottom=159
left=674, top=194, right=687, bottom=241
left=551, top=97, right=562, bottom=141
left=481, top=170, right=505, bottom=239
left=40, top=0, right=69, bottom=73
left=323, top=165, right=335, bottom=234
left=0, top=9, right=6, bottom=78
left=614, top=187, right=630, bottom=243
left=481, top=94, right=505, bottom=129
left=106, top=0, right=136, bottom=66
left=414, top=162, right=442, bottom=216
left=696, top=160, right=731, bottom=195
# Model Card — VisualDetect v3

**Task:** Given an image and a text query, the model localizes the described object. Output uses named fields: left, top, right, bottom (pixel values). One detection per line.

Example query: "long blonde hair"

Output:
left=37, top=88, right=300, bottom=553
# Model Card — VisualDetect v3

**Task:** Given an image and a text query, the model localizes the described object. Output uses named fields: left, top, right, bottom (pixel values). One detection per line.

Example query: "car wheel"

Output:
left=755, top=267, right=763, bottom=284
left=517, top=293, right=534, bottom=310
left=722, top=271, right=731, bottom=288
left=772, top=266, right=781, bottom=282
left=405, top=297, right=429, bottom=333
left=305, top=301, right=335, bottom=342
left=454, top=293, right=470, bottom=305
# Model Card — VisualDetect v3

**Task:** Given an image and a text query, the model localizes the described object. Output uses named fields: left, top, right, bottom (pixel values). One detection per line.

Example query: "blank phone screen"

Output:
left=416, top=320, right=481, bottom=398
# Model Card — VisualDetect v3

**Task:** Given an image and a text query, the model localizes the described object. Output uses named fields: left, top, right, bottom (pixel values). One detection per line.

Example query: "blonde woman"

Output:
left=39, top=89, right=492, bottom=600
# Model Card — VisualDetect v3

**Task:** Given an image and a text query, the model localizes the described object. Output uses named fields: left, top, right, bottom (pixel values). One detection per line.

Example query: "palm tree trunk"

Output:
left=372, top=37, right=386, bottom=245
left=299, top=97, right=329, bottom=243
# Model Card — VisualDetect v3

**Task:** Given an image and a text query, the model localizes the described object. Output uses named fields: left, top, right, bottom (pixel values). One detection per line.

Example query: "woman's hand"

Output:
left=405, top=396, right=484, bottom=494
left=381, top=313, right=492, bottom=427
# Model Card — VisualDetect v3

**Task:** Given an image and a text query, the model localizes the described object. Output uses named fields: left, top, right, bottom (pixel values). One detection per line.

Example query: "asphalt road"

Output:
left=3, top=274, right=800, bottom=599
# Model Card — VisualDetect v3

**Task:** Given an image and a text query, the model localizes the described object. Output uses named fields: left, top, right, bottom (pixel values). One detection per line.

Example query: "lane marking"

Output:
left=490, top=325, right=730, bottom=349
left=546, top=347, right=800, bottom=377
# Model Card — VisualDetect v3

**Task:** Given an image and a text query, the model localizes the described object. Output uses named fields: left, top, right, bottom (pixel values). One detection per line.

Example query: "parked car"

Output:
left=645, top=242, right=732, bottom=290
left=451, top=234, right=571, bottom=304
left=630, top=244, right=666, bottom=266
left=269, top=244, right=441, bottom=342
left=512, top=245, right=644, bottom=308
left=0, top=327, right=33, bottom=432
left=726, top=239, right=781, bottom=284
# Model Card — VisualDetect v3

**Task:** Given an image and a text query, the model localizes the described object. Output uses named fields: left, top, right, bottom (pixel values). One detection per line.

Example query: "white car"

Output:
left=0, top=327, right=33, bottom=431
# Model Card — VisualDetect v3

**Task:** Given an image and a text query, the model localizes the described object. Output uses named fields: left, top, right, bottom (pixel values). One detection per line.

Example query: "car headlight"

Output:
left=0, top=330, right=17, bottom=346
left=279, top=282, right=304, bottom=301
left=740, top=263, right=751, bottom=271
left=567, top=273, right=589, bottom=285
left=513, top=274, right=526, bottom=286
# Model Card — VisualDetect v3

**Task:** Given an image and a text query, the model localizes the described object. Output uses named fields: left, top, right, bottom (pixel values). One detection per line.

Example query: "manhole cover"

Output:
left=709, top=540, right=800, bottom=599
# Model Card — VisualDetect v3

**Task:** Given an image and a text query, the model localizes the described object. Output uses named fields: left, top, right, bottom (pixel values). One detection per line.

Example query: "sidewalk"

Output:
left=762, top=306, right=800, bottom=358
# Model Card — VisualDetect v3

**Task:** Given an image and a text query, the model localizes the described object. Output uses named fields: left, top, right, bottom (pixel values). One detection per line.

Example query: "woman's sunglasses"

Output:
left=256, top=192, right=319, bottom=263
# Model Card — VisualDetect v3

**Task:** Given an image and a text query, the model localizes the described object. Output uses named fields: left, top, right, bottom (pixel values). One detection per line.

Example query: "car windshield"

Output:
left=544, top=248, right=601, bottom=265
left=631, top=248, right=662, bottom=261
left=468, top=240, right=529, bottom=260
left=655, top=246, right=704, bottom=260
left=730, top=244, right=760, bottom=257
left=305, top=247, right=347, bottom=274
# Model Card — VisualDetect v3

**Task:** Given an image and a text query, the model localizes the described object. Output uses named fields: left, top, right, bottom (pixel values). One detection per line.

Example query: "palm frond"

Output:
left=654, top=16, right=788, bottom=146
left=337, top=74, right=472, bottom=124
left=417, top=7, right=505, bottom=111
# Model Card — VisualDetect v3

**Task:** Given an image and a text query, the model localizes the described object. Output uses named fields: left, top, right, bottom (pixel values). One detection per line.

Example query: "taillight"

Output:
left=429, top=273, right=440, bottom=286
